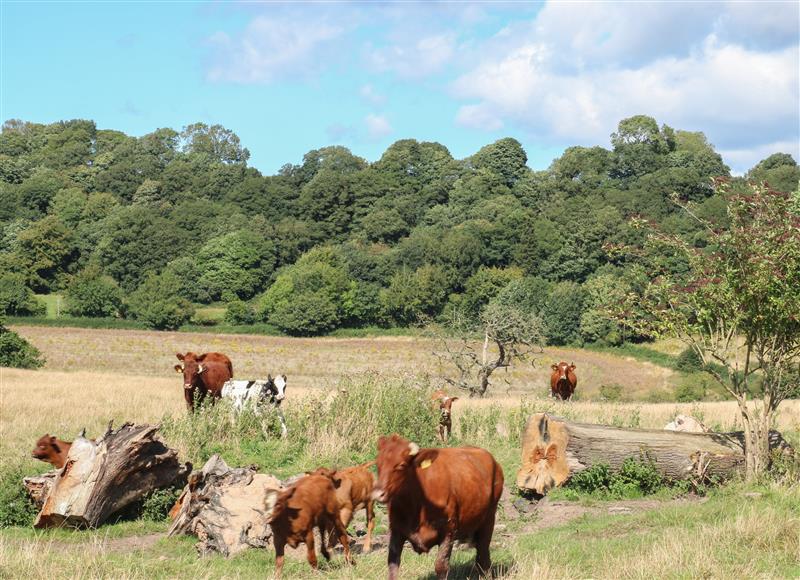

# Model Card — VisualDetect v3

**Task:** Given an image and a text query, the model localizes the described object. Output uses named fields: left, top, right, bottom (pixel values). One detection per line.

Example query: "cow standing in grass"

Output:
left=550, top=361, right=577, bottom=400
left=372, top=434, right=504, bottom=580
left=174, top=352, right=233, bottom=412
left=266, top=474, right=354, bottom=577
left=220, top=374, right=289, bottom=436
left=308, top=461, right=376, bottom=552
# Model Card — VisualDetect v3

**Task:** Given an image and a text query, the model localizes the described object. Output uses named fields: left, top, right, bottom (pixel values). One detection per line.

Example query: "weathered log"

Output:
left=35, top=422, right=189, bottom=528
left=23, top=471, right=57, bottom=508
left=168, top=454, right=281, bottom=557
left=516, top=413, right=794, bottom=496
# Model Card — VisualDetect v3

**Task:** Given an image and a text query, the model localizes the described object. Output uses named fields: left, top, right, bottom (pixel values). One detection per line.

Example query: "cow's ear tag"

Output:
left=420, top=459, right=432, bottom=469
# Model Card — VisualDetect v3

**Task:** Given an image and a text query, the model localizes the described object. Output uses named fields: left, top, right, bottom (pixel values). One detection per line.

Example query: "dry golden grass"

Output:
left=13, top=325, right=677, bottom=399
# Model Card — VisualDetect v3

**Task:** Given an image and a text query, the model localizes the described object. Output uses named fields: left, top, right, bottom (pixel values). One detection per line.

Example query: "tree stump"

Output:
left=23, top=471, right=57, bottom=508
left=168, top=454, right=281, bottom=557
left=34, top=422, right=189, bottom=529
left=516, top=413, right=794, bottom=496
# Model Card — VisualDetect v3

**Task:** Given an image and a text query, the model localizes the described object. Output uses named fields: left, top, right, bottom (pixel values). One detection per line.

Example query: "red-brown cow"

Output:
left=308, top=461, right=377, bottom=552
left=550, top=361, right=577, bottom=400
left=174, top=352, right=234, bottom=412
left=266, top=474, right=354, bottom=577
left=31, top=434, right=72, bottom=469
left=438, top=396, right=459, bottom=442
left=372, top=434, right=504, bottom=580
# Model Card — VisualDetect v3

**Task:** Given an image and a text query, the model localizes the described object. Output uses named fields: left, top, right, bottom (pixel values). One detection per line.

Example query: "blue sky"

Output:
left=2, top=1, right=798, bottom=175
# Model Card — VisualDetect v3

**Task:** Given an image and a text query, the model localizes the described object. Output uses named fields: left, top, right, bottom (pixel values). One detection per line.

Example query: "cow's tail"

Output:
left=360, top=460, right=376, bottom=469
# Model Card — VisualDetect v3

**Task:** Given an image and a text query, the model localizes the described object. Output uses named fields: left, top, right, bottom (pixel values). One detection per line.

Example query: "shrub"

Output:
left=224, top=299, right=255, bottom=325
left=674, top=374, right=709, bottom=402
left=0, top=273, right=45, bottom=316
left=65, top=265, right=123, bottom=317
left=599, top=383, right=624, bottom=401
left=139, top=487, right=183, bottom=522
left=566, top=457, right=668, bottom=499
left=0, top=321, right=45, bottom=368
left=269, top=291, right=340, bottom=336
left=127, top=271, right=195, bottom=330
left=0, top=461, right=38, bottom=527
left=675, top=346, right=703, bottom=372
left=542, top=281, right=586, bottom=346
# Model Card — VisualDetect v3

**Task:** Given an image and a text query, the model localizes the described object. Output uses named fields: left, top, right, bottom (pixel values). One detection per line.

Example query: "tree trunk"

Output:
left=23, top=471, right=57, bottom=508
left=168, top=454, right=281, bottom=557
left=34, top=423, right=189, bottom=529
left=516, top=413, right=794, bottom=496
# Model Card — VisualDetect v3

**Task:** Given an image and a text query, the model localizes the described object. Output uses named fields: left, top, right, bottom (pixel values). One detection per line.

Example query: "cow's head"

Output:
left=439, top=396, right=459, bottom=420
left=32, top=434, right=60, bottom=462
left=372, top=434, right=419, bottom=503
left=306, top=466, right=343, bottom=488
left=274, top=374, right=287, bottom=401
left=551, top=361, right=575, bottom=382
left=174, top=352, right=208, bottom=390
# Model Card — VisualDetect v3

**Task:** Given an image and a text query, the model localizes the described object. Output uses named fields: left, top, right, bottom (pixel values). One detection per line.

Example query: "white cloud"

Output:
left=359, top=84, right=386, bottom=106
left=456, top=103, right=504, bottom=131
left=364, top=113, right=393, bottom=141
left=719, top=139, right=800, bottom=176
left=366, top=33, right=457, bottom=79
left=206, top=16, right=344, bottom=83
left=451, top=2, right=799, bottom=173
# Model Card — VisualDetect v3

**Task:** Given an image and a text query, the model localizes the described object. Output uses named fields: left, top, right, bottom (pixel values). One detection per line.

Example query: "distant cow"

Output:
left=437, top=396, right=458, bottom=442
left=221, top=374, right=288, bottom=437
left=174, top=352, right=234, bottom=412
left=664, top=414, right=708, bottom=433
left=309, top=461, right=377, bottom=553
left=266, top=474, right=354, bottom=577
left=32, top=434, right=72, bottom=469
left=550, top=361, right=577, bottom=400
left=372, top=434, right=504, bottom=580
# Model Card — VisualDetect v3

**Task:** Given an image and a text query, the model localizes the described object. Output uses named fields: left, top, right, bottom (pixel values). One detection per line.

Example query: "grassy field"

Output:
left=1, top=326, right=798, bottom=578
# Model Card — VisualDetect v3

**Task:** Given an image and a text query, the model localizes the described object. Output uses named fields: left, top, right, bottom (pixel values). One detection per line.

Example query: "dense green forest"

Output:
left=0, top=116, right=798, bottom=340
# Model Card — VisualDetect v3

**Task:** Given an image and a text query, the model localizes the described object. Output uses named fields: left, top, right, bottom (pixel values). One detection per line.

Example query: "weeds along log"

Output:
left=516, top=413, right=795, bottom=496
left=34, top=422, right=190, bottom=529
left=168, top=454, right=281, bottom=557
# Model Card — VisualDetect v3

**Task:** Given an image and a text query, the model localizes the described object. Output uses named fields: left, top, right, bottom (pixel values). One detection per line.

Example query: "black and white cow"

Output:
left=221, top=374, right=288, bottom=437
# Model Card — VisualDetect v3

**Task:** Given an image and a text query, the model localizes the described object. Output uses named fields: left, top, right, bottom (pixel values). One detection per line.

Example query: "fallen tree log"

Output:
left=168, top=454, right=281, bottom=557
left=516, top=413, right=794, bottom=496
left=23, top=471, right=57, bottom=508
left=35, top=422, right=189, bottom=528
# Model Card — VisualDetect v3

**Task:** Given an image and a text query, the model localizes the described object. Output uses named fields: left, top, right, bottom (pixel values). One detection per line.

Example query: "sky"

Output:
left=2, top=1, right=798, bottom=175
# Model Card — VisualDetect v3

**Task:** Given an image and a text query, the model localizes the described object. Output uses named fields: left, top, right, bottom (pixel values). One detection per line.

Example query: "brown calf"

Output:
left=31, top=434, right=72, bottom=469
left=437, top=396, right=458, bottom=442
left=373, top=434, right=504, bottom=580
left=266, top=474, right=353, bottom=577
left=308, top=460, right=376, bottom=552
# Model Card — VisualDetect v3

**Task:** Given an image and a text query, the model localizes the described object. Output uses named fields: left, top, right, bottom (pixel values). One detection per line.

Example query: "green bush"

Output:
left=64, top=264, right=123, bottom=317
left=0, top=461, right=38, bottom=527
left=675, top=347, right=703, bottom=372
left=0, top=321, right=45, bottom=368
left=224, top=299, right=255, bottom=325
left=674, top=374, right=709, bottom=402
left=0, top=273, right=46, bottom=316
left=139, top=487, right=183, bottom=522
left=599, top=383, right=624, bottom=401
left=127, top=271, right=195, bottom=330
left=566, top=457, right=669, bottom=499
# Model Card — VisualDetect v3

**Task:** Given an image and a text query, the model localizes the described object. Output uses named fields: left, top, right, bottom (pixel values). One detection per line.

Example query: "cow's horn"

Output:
left=198, top=364, right=205, bottom=373
left=408, top=442, right=419, bottom=456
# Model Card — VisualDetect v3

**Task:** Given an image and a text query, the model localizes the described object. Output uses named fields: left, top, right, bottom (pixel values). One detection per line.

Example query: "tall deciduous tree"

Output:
left=619, top=183, right=800, bottom=479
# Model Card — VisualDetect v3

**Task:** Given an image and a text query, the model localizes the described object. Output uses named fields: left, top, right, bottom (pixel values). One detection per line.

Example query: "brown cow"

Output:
left=550, top=361, right=577, bottom=400
left=308, top=461, right=376, bottom=552
left=31, top=434, right=72, bottom=469
left=266, top=474, right=353, bottom=577
left=174, top=352, right=234, bottom=412
left=372, top=434, right=504, bottom=580
left=438, top=396, right=458, bottom=442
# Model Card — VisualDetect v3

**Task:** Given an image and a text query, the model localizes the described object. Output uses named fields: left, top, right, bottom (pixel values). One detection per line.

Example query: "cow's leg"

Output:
left=319, top=523, right=331, bottom=561
left=305, top=529, right=318, bottom=569
left=474, top=513, right=496, bottom=577
left=387, top=531, right=405, bottom=580
left=274, top=535, right=286, bottom=578
left=434, top=534, right=454, bottom=580
left=333, top=513, right=353, bottom=565
left=363, top=500, right=375, bottom=553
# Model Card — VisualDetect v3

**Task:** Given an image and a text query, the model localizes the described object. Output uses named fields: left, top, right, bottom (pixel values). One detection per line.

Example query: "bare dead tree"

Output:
left=433, top=302, right=544, bottom=397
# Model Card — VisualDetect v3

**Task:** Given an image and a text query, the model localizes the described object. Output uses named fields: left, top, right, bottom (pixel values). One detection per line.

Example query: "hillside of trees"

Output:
left=1, top=116, right=798, bottom=340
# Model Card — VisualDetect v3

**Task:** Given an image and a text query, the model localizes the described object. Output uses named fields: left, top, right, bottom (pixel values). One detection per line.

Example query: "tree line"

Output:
left=0, top=115, right=797, bottom=339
